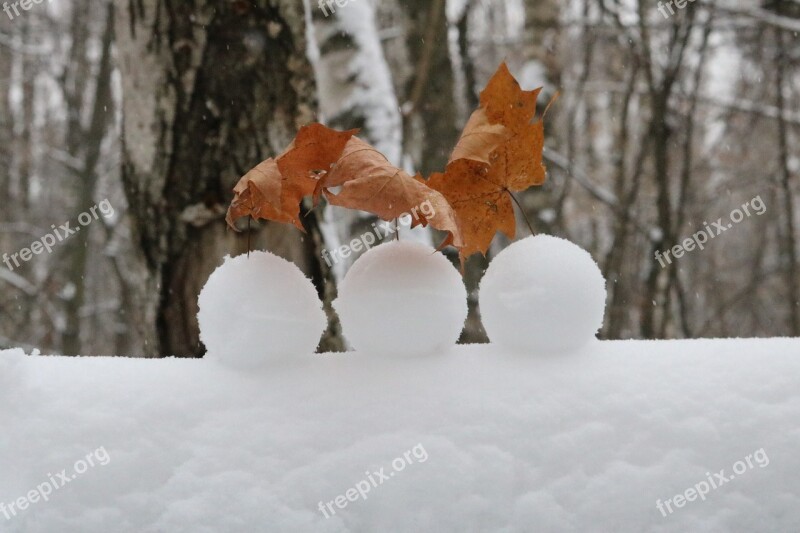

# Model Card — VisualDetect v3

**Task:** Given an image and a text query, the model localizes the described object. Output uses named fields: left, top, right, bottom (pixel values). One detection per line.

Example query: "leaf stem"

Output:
left=508, top=191, right=536, bottom=237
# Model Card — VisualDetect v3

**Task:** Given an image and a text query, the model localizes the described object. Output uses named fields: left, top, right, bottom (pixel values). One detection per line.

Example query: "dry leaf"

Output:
left=427, top=159, right=516, bottom=258
left=277, top=124, right=358, bottom=227
left=225, top=158, right=293, bottom=228
left=317, top=137, right=463, bottom=248
left=226, top=61, right=549, bottom=266
left=226, top=124, right=357, bottom=231
left=449, top=109, right=512, bottom=165
left=425, top=62, right=547, bottom=260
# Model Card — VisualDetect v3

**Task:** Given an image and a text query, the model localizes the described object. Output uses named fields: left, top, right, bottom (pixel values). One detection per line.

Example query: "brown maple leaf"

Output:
left=277, top=124, right=358, bottom=228
left=449, top=108, right=512, bottom=165
left=426, top=159, right=516, bottom=258
left=225, top=158, right=293, bottom=228
left=425, top=62, right=547, bottom=260
left=225, top=63, right=548, bottom=265
left=226, top=124, right=357, bottom=231
left=316, top=137, right=463, bottom=248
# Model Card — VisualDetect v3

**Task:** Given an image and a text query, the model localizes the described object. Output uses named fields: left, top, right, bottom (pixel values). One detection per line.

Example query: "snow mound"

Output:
left=0, top=348, right=26, bottom=400
left=480, top=235, right=607, bottom=353
left=334, top=241, right=467, bottom=355
left=197, top=251, right=327, bottom=369
left=1, top=339, right=799, bottom=532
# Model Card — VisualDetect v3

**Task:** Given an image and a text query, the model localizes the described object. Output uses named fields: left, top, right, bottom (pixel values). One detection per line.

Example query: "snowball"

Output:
left=479, top=235, right=607, bottom=353
left=197, top=251, right=327, bottom=369
left=334, top=241, right=468, bottom=356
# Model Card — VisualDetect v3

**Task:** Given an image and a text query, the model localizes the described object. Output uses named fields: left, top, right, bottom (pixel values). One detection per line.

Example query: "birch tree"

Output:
left=116, top=0, right=334, bottom=356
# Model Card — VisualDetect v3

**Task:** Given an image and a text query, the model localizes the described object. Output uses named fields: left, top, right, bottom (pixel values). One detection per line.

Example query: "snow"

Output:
left=480, top=235, right=607, bottom=353
left=4, top=238, right=799, bottom=530
left=197, top=251, right=327, bottom=369
left=333, top=241, right=467, bottom=355
left=1, top=337, right=799, bottom=532
left=0, top=348, right=26, bottom=400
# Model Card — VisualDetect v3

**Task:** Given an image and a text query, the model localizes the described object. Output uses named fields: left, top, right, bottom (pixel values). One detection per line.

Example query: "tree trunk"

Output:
left=401, top=0, right=459, bottom=175
left=61, top=2, right=114, bottom=355
left=0, top=15, right=13, bottom=210
left=116, top=0, right=325, bottom=357
left=774, top=26, right=800, bottom=335
left=17, top=19, right=34, bottom=210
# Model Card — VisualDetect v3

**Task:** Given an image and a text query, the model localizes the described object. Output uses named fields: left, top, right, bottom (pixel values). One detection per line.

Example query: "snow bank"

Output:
left=1, top=338, right=799, bottom=532
left=0, top=348, right=26, bottom=401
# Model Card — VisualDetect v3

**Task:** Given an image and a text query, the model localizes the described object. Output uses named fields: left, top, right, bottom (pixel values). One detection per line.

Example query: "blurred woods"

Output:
left=0, top=0, right=798, bottom=356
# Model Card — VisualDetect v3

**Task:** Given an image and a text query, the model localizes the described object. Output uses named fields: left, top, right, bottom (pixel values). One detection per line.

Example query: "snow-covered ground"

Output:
left=2, top=338, right=799, bottom=532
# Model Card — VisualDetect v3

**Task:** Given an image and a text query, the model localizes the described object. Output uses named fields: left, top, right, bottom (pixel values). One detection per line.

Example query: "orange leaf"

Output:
left=318, top=137, right=463, bottom=248
left=427, top=160, right=516, bottom=258
left=425, top=62, right=547, bottom=261
left=225, top=62, right=549, bottom=266
left=225, top=159, right=293, bottom=228
left=226, top=124, right=357, bottom=231
left=449, top=109, right=512, bottom=165
left=277, top=124, right=358, bottom=228
left=480, top=62, right=540, bottom=135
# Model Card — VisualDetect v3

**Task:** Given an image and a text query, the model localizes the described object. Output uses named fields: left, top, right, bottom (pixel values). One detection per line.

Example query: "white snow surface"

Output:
left=197, top=251, right=327, bottom=369
left=2, top=338, right=799, bottom=532
left=480, top=235, right=607, bottom=353
left=334, top=241, right=468, bottom=355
